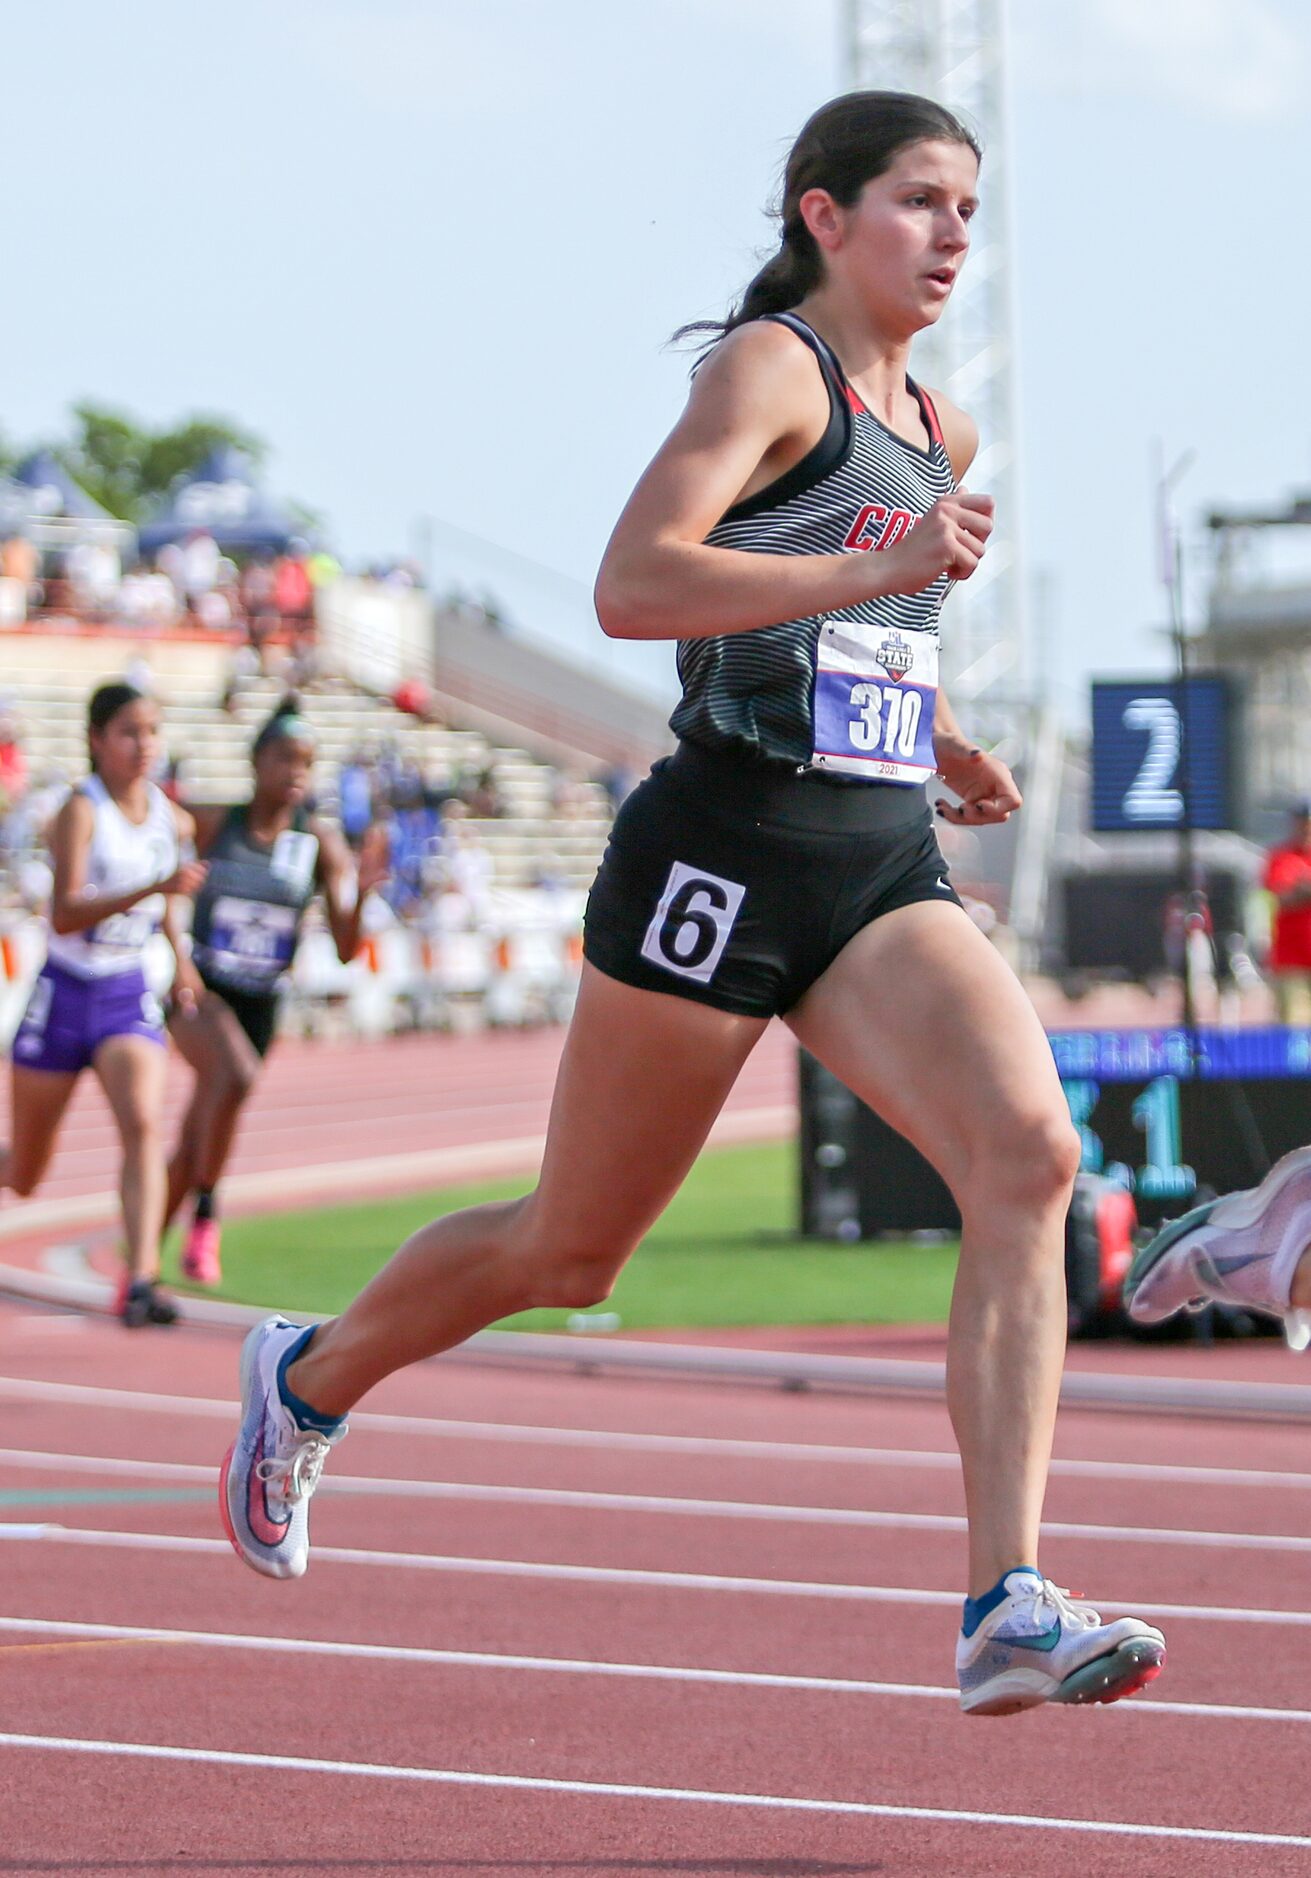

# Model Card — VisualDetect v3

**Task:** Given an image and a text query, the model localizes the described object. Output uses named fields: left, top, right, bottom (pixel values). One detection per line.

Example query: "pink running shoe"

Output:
left=182, top=1216, right=222, bottom=1286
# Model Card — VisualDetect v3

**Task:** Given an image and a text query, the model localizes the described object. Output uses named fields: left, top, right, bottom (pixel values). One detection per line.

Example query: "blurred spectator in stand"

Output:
left=463, top=764, right=503, bottom=819
left=274, top=544, right=313, bottom=628
left=392, top=675, right=433, bottom=721
left=338, top=749, right=375, bottom=851
left=119, top=552, right=180, bottom=627
left=238, top=557, right=276, bottom=667
left=286, top=621, right=320, bottom=690
left=547, top=768, right=589, bottom=819
left=599, top=760, right=637, bottom=812
left=220, top=642, right=261, bottom=714
left=307, top=545, right=341, bottom=592
left=1, top=533, right=40, bottom=606
left=1263, top=804, right=1311, bottom=1024
left=0, top=701, right=28, bottom=815
left=447, top=819, right=494, bottom=919
left=123, top=649, right=157, bottom=697
left=67, top=538, right=120, bottom=620
left=240, top=552, right=275, bottom=620
left=422, top=756, right=455, bottom=811
left=117, top=562, right=153, bottom=631
left=179, top=529, right=220, bottom=612
left=196, top=583, right=235, bottom=633
left=40, top=550, right=76, bottom=614
left=387, top=782, right=440, bottom=915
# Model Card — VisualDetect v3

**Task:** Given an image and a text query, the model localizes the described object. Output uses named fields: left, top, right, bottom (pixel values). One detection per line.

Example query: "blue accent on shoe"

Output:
left=1122, top=1200, right=1218, bottom=1306
left=275, top=1326, right=343, bottom=1436
left=961, top=1566, right=1041, bottom=1639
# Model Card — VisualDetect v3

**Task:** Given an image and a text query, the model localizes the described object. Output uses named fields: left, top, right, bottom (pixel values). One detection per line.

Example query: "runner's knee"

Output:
left=509, top=1202, right=632, bottom=1309
left=529, top=1253, right=626, bottom=1310
left=221, top=1056, right=259, bottom=1104
left=117, top=1112, right=162, bottom=1157
left=964, top=1109, right=1081, bottom=1214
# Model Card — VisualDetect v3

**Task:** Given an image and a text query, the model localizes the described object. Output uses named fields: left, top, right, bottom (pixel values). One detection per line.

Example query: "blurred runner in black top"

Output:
left=167, top=698, right=388, bottom=1285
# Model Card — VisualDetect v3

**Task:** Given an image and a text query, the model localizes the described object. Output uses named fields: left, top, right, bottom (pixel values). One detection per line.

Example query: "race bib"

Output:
left=271, top=830, right=319, bottom=894
left=811, top=619, right=938, bottom=784
left=205, top=896, right=298, bottom=983
left=90, top=906, right=157, bottom=952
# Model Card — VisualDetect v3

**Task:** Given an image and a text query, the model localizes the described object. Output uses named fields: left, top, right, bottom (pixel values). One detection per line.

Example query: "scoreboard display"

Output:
left=801, top=1029, right=1311, bottom=1237
left=1090, top=677, right=1239, bottom=832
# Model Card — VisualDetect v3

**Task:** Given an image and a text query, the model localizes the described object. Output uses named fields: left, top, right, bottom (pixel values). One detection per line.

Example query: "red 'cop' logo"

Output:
left=843, top=505, right=917, bottom=553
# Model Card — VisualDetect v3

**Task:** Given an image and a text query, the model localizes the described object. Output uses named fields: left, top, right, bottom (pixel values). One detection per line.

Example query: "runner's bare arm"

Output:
left=595, top=324, right=994, bottom=642
left=315, top=821, right=389, bottom=963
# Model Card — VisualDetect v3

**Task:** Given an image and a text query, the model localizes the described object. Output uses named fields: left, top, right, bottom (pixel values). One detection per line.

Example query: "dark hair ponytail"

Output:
left=87, top=680, right=145, bottom=771
left=252, top=692, right=316, bottom=759
left=676, top=89, right=981, bottom=350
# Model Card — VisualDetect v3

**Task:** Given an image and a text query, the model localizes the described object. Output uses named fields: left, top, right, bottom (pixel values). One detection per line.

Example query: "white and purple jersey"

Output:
left=44, top=775, right=180, bottom=980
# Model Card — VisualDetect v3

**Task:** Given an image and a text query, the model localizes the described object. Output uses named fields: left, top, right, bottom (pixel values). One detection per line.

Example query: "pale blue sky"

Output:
left=6, top=0, right=1309, bottom=720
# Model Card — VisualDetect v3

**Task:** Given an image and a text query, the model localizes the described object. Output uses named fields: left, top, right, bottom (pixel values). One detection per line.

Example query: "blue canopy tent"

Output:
left=137, top=449, right=299, bottom=556
left=0, top=452, right=133, bottom=553
left=12, top=450, right=112, bottom=520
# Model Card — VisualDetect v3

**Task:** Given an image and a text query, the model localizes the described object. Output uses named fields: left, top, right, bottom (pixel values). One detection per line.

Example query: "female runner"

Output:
left=220, top=91, right=1166, bottom=1716
left=165, top=697, right=388, bottom=1284
left=2, top=681, right=206, bottom=1326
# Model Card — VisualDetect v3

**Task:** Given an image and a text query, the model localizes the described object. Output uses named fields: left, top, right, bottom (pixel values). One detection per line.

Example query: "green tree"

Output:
left=60, top=404, right=267, bottom=523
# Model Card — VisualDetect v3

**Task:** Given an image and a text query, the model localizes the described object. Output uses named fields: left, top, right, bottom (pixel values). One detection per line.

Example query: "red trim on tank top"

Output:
left=844, top=384, right=869, bottom=417
left=911, top=381, right=945, bottom=448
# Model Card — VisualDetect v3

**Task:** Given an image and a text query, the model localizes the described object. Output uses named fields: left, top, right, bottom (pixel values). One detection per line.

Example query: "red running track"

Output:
left=3, top=1300, right=1311, bottom=1875
left=0, top=1019, right=798, bottom=1210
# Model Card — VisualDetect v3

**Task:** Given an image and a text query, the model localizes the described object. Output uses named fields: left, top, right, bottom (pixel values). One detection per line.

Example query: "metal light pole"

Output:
left=1156, top=445, right=1199, bottom=1033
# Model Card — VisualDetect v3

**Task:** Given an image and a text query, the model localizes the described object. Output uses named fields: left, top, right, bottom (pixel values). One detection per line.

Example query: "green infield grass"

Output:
left=179, top=1141, right=958, bottom=1331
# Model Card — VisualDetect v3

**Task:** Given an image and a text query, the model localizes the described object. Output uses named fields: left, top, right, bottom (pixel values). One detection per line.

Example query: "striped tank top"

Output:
left=670, top=312, right=957, bottom=786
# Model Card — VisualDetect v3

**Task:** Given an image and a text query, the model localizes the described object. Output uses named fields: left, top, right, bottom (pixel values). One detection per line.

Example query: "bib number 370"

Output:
left=641, top=861, right=746, bottom=985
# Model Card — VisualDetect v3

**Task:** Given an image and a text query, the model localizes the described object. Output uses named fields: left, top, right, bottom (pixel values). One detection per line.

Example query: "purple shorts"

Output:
left=10, top=960, right=166, bottom=1075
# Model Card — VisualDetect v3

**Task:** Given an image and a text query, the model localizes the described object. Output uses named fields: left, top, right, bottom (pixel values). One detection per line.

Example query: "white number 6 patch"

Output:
left=640, top=861, right=746, bottom=985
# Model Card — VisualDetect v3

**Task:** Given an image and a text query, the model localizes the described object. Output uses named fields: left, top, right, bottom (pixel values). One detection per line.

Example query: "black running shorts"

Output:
left=199, top=976, right=280, bottom=1059
left=583, top=740, right=963, bottom=1018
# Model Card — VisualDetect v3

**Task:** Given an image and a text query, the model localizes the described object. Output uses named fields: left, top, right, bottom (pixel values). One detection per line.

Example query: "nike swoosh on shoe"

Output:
left=993, top=1620, right=1062, bottom=1653
left=246, top=1423, right=290, bottom=1547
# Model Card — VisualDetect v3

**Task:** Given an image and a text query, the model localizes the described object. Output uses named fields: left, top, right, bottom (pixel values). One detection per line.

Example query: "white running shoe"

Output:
left=1123, top=1145, right=1311, bottom=1351
left=219, top=1316, right=346, bottom=1580
left=957, top=1571, right=1166, bottom=1717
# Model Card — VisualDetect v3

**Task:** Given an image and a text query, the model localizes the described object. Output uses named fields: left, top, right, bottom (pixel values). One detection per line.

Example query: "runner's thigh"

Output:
left=93, top=1034, right=168, bottom=1136
left=523, top=961, right=767, bottom=1256
left=169, top=994, right=261, bottom=1085
left=786, top=899, right=1071, bottom=1199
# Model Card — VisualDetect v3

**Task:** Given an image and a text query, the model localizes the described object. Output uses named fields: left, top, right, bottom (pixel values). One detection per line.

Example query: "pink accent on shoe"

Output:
left=244, top=1424, right=291, bottom=1549
left=182, top=1217, right=222, bottom=1286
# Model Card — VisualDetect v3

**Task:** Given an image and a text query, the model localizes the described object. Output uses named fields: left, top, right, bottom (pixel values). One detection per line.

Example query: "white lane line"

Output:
left=3, top=1522, right=1309, bottom=1629
left=1, top=1371, right=1306, bottom=1493
left=1, top=1445, right=1307, bottom=1557
left=0, top=1613, right=1305, bottom=1727
left=0, top=1731, right=1307, bottom=1845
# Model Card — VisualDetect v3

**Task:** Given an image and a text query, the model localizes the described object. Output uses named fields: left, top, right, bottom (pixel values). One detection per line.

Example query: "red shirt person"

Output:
left=1262, top=805, right=1311, bottom=1023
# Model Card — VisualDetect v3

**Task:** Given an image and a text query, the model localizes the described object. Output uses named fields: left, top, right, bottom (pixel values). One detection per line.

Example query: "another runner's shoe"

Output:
left=957, top=1570, right=1166, bottom=1717
left=1123, top=1145, right=1311, bottom=1352
left=118, top=1275, right=179, bottom=1328
left=181, top=1216, right=222, bottom=1286
left=219, top=1316, right=346, bottom=1580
